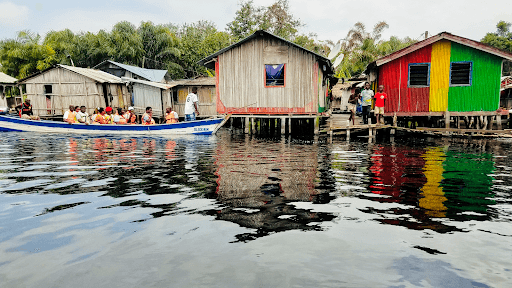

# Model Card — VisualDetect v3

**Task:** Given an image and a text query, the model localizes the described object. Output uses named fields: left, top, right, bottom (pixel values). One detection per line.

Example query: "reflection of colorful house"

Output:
left=420, top=147, right=448, bottom=217
left=366, top=32, right=512, bottom=116
left=369, top=145, right=426, bottom=201
left=441, top=151, right=495, bottom=217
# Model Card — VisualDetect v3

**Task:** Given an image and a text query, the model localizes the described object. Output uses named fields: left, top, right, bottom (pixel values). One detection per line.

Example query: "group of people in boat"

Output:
left=14, top=87, right=200, bottom=125
left=63, top=105, right=179, bottom=125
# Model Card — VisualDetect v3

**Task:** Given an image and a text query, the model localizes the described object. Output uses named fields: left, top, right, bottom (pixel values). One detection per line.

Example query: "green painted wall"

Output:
left=448, top=43, right=502, bottom=111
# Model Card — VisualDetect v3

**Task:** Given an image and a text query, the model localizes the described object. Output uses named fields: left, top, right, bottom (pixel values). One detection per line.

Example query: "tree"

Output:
left=226, top=0, right=303, bottom=41
left=481, top=21, right=512, bottom=75
left=0, top=31, right=56, bottom=79
left=226, top=1, right=263, bottom=40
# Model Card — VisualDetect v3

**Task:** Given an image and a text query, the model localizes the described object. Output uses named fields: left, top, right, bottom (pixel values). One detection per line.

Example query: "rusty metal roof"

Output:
left=372, top=32, right=512, bottom=68
left=0, top=72, right=17, bottom=83
left=198, top=30, right=333, bottom=75
left=18, top=64, right=124, bottom=84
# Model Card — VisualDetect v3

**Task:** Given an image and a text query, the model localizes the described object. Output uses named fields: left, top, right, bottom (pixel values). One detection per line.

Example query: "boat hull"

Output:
left=0, top=115, right=224, bottom=135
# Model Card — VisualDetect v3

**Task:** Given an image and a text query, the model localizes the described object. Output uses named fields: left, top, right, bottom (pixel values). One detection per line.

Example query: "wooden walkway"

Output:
left=323, top=113, right=512, bottom=139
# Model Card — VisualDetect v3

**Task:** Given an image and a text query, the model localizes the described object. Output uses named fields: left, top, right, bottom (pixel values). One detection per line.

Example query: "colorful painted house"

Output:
left=366, top=32, right=512, bottom=116
left=198, top=30, right=335, bottom=115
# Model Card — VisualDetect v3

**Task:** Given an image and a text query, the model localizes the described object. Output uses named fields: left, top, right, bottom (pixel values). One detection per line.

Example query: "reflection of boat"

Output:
left=0, top=115, right=227, bottom=135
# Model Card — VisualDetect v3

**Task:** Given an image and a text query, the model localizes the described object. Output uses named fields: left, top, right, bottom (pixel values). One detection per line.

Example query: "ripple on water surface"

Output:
left=0, top=133, right=511, bottom=287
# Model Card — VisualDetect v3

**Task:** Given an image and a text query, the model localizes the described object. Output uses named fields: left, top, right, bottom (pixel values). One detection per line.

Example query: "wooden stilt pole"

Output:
left=244, top=117, right=250, bottom=134
left=497, top=114, right=502, bottom=130
left=314, top=116, right=320, bottom=135
left=445, top=111, right=450, bottom=129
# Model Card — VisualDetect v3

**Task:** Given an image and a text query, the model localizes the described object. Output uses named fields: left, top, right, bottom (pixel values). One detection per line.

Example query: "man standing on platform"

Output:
left=185, top=87, right=199, bottom=121
left=374, top=85, right=387, bottom=124
left=360, top=82, right=374, bottom=124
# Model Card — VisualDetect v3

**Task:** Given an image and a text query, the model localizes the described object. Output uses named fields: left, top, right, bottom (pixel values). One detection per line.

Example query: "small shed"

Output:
left=501, top=76, right=512, bottom=109
left=94, top=60, right=171, bottom=83
left=122, top=77, right=173, bottom=119
left=331, top=80, right=365, bottom=112
left=18, top=64, right=129, bottom=116
left=198, top=30, right=334, bottom=115
left=0, top=72, right=17, bottom=108
left=366, top=32, right=512, bottom=116
left=170, top=76, right=216, bottom=117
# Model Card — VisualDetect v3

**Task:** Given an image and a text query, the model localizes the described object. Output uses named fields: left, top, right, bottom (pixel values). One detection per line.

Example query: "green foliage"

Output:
left=334, top=21, right=416, bottom=79
left=226, top=0, right=303, bottom=41
left=481, top=21, right=512, bottom=75
left=0, top=31, right=56, bottom=79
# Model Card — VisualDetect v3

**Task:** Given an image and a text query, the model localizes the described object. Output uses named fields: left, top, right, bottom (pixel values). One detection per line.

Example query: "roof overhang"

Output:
left=198, top=30, right=334, bottom=76
left=374, top=32, right=512, bottom=68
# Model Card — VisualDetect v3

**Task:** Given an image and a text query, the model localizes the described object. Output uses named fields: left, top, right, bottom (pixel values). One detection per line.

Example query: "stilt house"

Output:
left=0, top=72, right=17, bottom=108
left=365, top=32, right=512, bottom=116
left=17, top=65, right=129, bottom=116
left=198, top=30, right=335, bottom=115
left=121, top=77, right=173, bottom=119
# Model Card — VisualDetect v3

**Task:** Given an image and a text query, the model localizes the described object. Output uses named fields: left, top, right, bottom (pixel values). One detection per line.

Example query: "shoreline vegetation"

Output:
left=0, top=1, right=510, bottom=85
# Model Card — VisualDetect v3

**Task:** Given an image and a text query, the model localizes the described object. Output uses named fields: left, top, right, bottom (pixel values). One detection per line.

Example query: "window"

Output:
left=450, top=62, right=472, bottom=86
left=265, top=64, right=285, bottom=87
left=408, top=63, right=430, bottom=87
left=44, top=85, right=52, bottom=94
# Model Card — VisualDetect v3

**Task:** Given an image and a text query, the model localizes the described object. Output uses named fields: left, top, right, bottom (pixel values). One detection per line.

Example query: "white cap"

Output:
left=128, top=107, right=134, bottom=111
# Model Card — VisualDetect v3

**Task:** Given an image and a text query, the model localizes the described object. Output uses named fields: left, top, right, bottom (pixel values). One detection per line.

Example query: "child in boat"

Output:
left=165, top=107, right=179, bottom=124
left=113, top=108, right=127, bottom=124
left=142, top=107, right=155, bottom=125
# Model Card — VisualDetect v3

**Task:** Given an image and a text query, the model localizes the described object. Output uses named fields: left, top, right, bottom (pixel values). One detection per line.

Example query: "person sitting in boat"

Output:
left=113, top=108, right=127, bottom=124
left=76, top=106, right=90, bottom=125
left=92, top=107, right=107, bottom=124
left=165, top=107, right=179, bottom=124
left=123, top=106, right=134, bottom=120
left=90, top=107, right=99, bottom=123
left=127, top=113, right=138, bottom=124
left=63, top=105, right=76, bottom=123
left=142, top=107, right=155, bottom=125
left=16, top=99, right=40, bottom=120
left=104, top=107, right=114, bottom=124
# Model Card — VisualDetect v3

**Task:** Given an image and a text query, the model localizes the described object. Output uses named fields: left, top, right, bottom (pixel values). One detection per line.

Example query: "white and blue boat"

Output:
left=0, top=114, right=227, bottom=135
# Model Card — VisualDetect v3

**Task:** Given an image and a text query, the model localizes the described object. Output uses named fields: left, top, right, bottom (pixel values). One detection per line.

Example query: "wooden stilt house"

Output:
left=365, top=32, right=512, bottom=118
left=198, top=30, right=335, bottom=116
left=17, top=64, right=129, bottom=117
left=0, top=72, right=17, bottom=108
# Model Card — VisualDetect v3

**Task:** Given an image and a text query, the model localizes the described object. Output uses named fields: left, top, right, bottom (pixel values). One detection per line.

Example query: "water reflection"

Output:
left=0, top=133, right=511, bottom=287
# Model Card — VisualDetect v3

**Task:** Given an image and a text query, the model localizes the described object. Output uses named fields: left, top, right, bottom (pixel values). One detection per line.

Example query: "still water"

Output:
left=0, top=131, right=511, bottom=287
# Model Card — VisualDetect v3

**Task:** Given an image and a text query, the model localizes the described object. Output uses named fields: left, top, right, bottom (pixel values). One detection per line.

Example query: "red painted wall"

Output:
left=379, top=45, right=432, bottom=113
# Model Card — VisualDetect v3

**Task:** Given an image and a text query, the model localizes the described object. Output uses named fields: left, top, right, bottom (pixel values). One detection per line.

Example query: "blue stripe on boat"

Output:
left=0, top=115, right=222, bottom=132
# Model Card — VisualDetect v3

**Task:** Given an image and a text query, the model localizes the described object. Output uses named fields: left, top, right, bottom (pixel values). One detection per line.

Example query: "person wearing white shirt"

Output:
left=184, top=87, right=199, bottom=121
left=75, top=106, right=90, bottom=124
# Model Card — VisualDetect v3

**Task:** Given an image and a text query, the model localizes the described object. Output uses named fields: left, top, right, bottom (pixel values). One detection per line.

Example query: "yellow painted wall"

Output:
left=429, top=41, right=451, bottom=111
left=420, top=147, right=448, bottom=217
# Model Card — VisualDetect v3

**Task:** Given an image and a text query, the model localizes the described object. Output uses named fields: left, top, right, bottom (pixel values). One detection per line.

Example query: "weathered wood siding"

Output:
left=22, top=67, right=129, bottom=116
left=217, top=36, right=320, bottom=114
left=133, top=83, right=164, bottom=117
left=174, top=86, right=216, bottom=117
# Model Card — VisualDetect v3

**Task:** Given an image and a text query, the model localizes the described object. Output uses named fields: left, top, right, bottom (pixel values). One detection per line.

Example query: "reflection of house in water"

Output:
left=365, top=144, right=497, bottom=232
left=369, top=145, right=427, bottom=201
left=213, top=138, right=336, bottom=241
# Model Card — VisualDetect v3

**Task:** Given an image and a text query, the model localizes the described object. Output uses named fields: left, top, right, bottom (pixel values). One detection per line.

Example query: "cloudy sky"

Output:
left=1, top=0, right=510, bottom=43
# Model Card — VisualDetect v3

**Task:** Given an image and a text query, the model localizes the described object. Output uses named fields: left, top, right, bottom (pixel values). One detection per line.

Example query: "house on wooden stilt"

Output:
left=198, top=30, right=336, bottom=135
left=0, top=72, right=18, bottom=108
left=17, top=65, right=129, bottom=118
left=365, top=32, right=512, bottom=130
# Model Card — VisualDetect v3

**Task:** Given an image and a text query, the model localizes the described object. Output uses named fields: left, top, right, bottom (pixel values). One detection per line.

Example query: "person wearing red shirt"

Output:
left=374, top=85, right=387, bottom=124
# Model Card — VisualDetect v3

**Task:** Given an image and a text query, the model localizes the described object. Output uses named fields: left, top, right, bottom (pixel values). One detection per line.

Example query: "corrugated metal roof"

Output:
left=198, top=30, right=333, bottom=75
left=122, top=77, right=173, bottom=89
left=170, top=76, right=215, bottom=86
left=0, top=72, right=17, bottom=83
left=96, top=60, right=168, bottom=83
left=60, top=65, right=123, bottom=83
left=371, top=32, right=512, bottom=68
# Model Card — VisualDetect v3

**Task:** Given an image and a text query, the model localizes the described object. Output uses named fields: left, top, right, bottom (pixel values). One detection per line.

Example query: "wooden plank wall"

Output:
left=21, top=67, right=131, bottom=116
left=218, top=36, right=317, bottom=113
left=173, top=86, right=217, bottom=117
